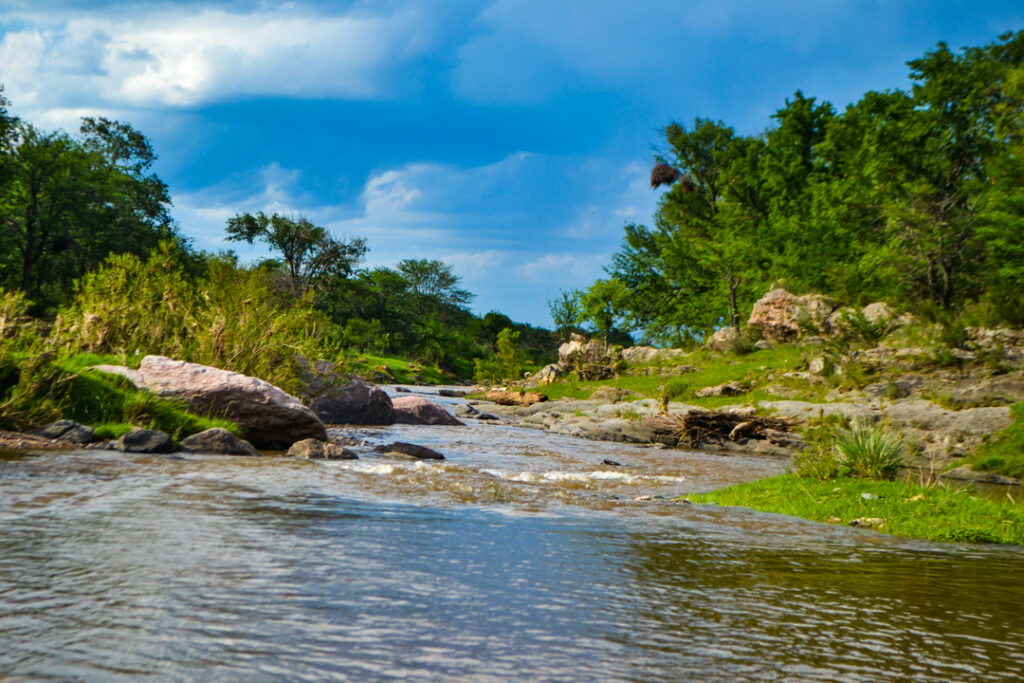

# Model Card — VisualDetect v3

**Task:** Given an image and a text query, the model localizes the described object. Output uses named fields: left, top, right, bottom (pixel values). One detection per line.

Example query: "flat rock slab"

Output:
left=37, top=420, right=96, bottom=444
left=943, top=465, right=1021, bottom=486
left=92, top=355, right=325, bottom=449
left=373, top=442, right=445, bottom=460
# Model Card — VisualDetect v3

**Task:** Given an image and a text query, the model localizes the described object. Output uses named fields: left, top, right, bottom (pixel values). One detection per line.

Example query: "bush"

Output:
left=834, top=422, right=906, bottom=480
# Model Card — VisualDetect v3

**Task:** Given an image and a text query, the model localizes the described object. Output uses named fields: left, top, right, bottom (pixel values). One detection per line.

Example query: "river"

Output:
left=1, top=388, right=1023, bottom=680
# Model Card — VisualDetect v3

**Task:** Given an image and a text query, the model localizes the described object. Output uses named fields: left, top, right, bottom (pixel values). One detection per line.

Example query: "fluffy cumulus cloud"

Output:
left=0, top=2, right=435, bottom=116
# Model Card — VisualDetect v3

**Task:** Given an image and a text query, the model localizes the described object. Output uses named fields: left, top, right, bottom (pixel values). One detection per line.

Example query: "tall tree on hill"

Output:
left=225, top=212, right=367, bottom=294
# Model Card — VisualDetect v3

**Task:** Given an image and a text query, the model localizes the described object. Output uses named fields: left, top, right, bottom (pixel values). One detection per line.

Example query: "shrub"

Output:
left=834, top=422, right=906, bottom=480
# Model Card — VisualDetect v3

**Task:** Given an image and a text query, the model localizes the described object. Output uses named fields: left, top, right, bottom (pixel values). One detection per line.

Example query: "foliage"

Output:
left=0, top=117, right=174, bottom=309
left=546, top=289, right=582, bottom=342
left=833, top=422, right=907, bottom=480
left=689, top=474, right=1024, bottom=545
left=968, top=402, right=1024, bottom=479
left=226, top=212, right=366, bottom=294
left=599, top=31, right=1024, bottom=341
left=0, top=352, right=236, bottom=438
left=474, top=327, right=526, bottom=383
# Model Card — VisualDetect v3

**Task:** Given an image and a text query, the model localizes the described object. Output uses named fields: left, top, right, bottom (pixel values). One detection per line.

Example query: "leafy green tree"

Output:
left=226, top=212, right=366, bottom=294
left=0, top=118, right=173, bottom=306
left=578, top=278, right=629, bottom=341
left=397, top=258, right=474, bottom=306
left=546, top=289, right=582, bottom=341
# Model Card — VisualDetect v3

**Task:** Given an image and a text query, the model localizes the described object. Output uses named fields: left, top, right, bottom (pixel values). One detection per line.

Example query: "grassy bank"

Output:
left=967, top=402, right=1024, bottom=480
left=0, top=353, right=237, bottom=441
left=688, top=474, right=1024, bottom=545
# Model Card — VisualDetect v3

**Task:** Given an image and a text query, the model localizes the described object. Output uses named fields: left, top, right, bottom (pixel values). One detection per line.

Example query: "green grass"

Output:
left=534, top=344, right=823, bottom=408
left=348, top=353, right=452, bottom=385
left=967, top=402, right=1024, bottom=479
left=689, top=474, right=1024, bottom=545
left=0, top=352, right=238, bottom=440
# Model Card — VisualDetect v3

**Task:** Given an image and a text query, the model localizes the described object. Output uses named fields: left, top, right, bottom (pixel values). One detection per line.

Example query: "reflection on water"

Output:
left=1, top=411, right=1023, bottom=680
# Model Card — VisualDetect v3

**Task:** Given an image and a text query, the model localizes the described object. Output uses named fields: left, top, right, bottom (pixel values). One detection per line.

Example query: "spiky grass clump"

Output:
left=834, top=422, right=906, bottom=480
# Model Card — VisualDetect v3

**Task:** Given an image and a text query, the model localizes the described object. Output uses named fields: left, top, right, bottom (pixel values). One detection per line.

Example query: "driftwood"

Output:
left=642, top=410, right=796, bottom=447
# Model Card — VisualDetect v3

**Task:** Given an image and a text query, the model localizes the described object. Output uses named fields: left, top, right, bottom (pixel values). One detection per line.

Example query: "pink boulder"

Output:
left=391, top=396, right=464, bottom=426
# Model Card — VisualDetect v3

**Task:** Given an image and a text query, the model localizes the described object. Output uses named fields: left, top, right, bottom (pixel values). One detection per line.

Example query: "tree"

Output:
left=0, top=119, right=173, bottom=305
left=225, top=212, right=366, bottom=294
left=546, top=289, right=581, bottom=341
left=397, top=258, right=474, bottom=307
left=578, top=278, right=629, bottom=341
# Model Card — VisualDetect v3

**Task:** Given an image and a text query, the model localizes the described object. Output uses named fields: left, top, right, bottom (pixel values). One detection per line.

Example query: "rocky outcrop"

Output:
left=373, top=442, right=445, bottom=460
left=181, top=428, right=258, bottom=456
left=748, top=289, right=837, bottom=342
left=531, top=363, right=565, bottom=385
left=288, top=438, right=357, bottom=460
left=391, top=396, right=464, bottom=426
left=694, top=383, right=745, bottom=398
left=308, top=377, right=394, bottom=425
left=117, top=428, right=175, bottom=454
left=92, top=355, right=326, bottom=449
left=557, top=334, right=620, bottom=380
left=709, top=326, right=740, bottom=352
left=620, top=346, right=688, bottom=364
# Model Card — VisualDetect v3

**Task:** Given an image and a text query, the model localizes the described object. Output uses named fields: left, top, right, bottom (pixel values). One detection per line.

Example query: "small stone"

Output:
left=601, top=459, right=622, bottom=467
left=395, top=386, right=411, bottom=393
left=116, top=429, right=176, bottom=454
left=827, top=516, right=842, bottom=524
left=181, top=428, right=258, bottom=456
left=861, top=492, right=878, bottom=500
left=849, top=517, right=885, bottom=529
left=908, top=493, right=925, bottom=502
left=288, top=438, right=358, bottom=460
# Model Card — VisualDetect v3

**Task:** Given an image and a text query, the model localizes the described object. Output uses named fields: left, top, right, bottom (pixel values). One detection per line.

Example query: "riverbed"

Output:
left=1, top=388, right=1022, bottom=680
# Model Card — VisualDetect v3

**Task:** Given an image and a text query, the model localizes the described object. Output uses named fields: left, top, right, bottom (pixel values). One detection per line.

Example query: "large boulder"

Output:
left=748, top=289, right=836, bottom=342
left=309, top=377, right=394, bottom=425
left=181, top=428, right=258, bottom=456
left=391, top=396, right=464, bottom=426
left=485, top=389, right=548, bottom=406
left=92, top=356, right=326, bottom=449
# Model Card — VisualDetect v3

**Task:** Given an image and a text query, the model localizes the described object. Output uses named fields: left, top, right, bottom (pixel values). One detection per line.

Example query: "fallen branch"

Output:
left=643, top=409, right=796, bottom=447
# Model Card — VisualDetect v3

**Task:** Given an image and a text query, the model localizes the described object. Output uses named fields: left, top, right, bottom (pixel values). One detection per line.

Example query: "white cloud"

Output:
left=0, top=4, right=434, bottom=117
left=518, top=253, right=604, bottom=284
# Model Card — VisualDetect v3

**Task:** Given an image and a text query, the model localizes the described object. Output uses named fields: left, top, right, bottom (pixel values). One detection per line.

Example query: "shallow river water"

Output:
left=2, top=388, right=1023, bottom=681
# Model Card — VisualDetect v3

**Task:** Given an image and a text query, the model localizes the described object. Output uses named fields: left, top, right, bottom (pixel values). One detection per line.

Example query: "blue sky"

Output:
left=1, top=0, right=1022, bottom=326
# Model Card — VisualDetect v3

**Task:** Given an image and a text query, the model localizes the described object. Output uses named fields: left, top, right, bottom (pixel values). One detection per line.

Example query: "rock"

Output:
left=391, top=396, right=464, bottom=426
left=951, top=372, right=1024, bottom=406
left=37, top=420, right=95, bottom=444
left=117, top=428, right=175, bottom=454
left=92, top=356, right=325, bottom=449
left=532, top=363, right=565, bottom=385
left=395, top=386, right=411, bottom=392
left=287, top=438, right=357, bottom=460
left=849, top=517, right=885, bottom=529
left=694, top=383, right=745, bottom=398
left=557, top=333, right=589, bottom=366
left=453, top=403, right=479, bottom=417
left=808, top=357, right=831, bottom=376
left=942, top=466, right=1021, bottom=486
left=181, top=428, right=258, bottom=456
left=602, top=459, right=621, bottom=467
left=754, top=340, right=776, bottom=350
left=759, top=400, right=880, bottom=423
left=558, top=336, right=621, bottom=379
left=309, top=376, right=394, bottom=426
left=485, top=390, right=548, bottom=407
left=438, top=389, right=467, bottom=398
left=709, top=326, right=740, bottom=352
left=861, top=302, right=896, bottom=326
left=748, top=288, right=836, bottom=342
left=373, top=441, right=445, bottom=460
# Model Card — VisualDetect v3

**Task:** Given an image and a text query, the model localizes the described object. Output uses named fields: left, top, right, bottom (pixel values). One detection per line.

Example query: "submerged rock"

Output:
left=288, top=438, right=357, bottom=460
left=92, top=355, right=325, bottom=449
left=373, top=442, right=445, bottom=460
left=117, top=429, right=175, bottom=454
left=181, top=428, right=258, bottom=456
left=392, top=396, right=464, bottom=426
